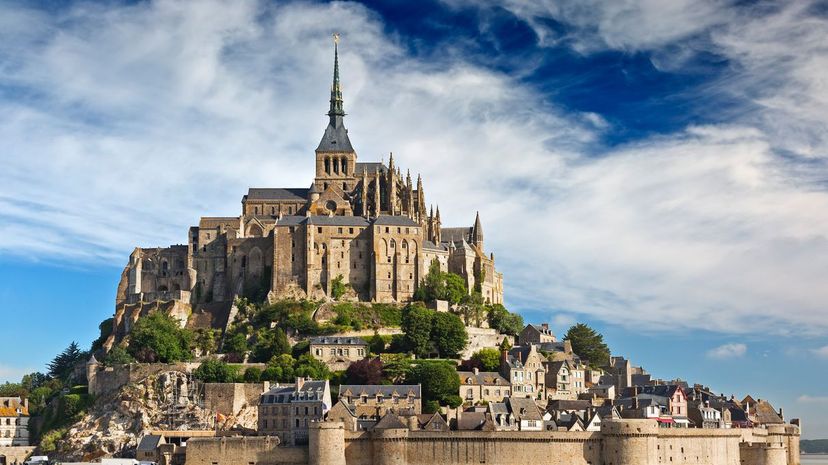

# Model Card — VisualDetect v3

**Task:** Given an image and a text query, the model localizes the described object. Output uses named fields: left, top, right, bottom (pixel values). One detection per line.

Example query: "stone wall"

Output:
left=0, top=446, right=35, bottom=465
left=184, top=420, right=801, bottom=465
left=203, top=383, right=267, bottom=416
left=185, top=437, right=306, bottom=465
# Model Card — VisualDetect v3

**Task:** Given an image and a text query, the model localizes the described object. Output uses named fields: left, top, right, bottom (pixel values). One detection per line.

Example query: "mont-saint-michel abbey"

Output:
left=119, top=38, right=502, bottom=313
left=0, top=37, right=804, bottom=465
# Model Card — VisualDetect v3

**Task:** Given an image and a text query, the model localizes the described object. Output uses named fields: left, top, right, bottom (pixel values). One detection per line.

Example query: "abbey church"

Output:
left=117, top=39, right=503, bottom=310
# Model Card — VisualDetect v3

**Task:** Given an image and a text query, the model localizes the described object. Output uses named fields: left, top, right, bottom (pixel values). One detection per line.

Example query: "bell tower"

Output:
left=315, top=33, right=357, bottom=194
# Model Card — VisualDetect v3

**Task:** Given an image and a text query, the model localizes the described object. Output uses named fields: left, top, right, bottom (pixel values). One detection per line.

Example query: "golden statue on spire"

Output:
left=333, top=32, right=340, bottom=44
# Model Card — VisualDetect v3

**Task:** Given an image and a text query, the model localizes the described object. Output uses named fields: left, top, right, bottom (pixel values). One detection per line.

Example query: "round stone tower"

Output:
left=601, top=419, right=659, bottom=465
left=308, top=420, right=345, bottom=465
left=371, top=426, right=409, bottom=465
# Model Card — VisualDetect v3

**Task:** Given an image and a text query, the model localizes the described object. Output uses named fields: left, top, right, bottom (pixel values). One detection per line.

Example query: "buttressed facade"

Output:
left=114, top=39, right=503, bottom=317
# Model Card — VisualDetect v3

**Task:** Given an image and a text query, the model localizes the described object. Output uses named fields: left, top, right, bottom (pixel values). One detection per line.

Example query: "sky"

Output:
left=1, top=0, right=827, bottom=438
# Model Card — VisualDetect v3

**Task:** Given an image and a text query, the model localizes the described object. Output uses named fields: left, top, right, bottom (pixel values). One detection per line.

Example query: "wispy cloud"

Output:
left=797, top=395, right=828, bottom=404
left=811, top=346, right=828, bottom=359
left=0, top=0, right=827, bottom=337
left=706, top=343, right=747, bottom=359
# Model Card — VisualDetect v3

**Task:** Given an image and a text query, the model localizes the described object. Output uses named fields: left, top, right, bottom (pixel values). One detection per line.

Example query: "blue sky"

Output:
left=1, top=0, right=828, bottom=438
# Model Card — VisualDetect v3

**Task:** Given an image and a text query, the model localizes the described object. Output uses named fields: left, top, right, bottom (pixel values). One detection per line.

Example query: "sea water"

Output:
left=803, top=455, right=828, bottom=464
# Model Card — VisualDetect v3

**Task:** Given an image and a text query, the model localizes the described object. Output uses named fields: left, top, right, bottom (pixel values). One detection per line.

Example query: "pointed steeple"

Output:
left=316, top=33, right=353, bottom=152
left=328, top=33, right=345, bottom=122
left=472, top=211, right=483, bottom=249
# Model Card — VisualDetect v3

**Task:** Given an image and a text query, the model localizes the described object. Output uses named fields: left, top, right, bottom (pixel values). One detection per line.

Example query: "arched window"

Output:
left=324, top=157, right=330, bottom=174
left=333, top=157, right=339, bottom=174
left=341, top=158, right=348, bottom=175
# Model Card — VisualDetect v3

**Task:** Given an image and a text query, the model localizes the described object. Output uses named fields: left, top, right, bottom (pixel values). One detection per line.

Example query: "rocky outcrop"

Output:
left=55, top=371, right=257, bottom=461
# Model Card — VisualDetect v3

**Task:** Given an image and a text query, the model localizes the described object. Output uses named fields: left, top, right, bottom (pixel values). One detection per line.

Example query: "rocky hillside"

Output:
left=53, top=371, right=256, bottom=461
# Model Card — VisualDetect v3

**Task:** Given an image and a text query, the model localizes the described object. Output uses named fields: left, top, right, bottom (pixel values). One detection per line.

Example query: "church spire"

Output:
left=328, top=33, right=345, bottom=123
left=472, top=211, right=483, bottom=249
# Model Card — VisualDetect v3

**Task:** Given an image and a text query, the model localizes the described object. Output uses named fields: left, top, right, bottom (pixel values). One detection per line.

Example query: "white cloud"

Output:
left=797, top=395, right=828, bottom=404
left=0, top=1, right=827, bottom=337
left=706, top=343, right=747, bottom=359
left=811, top=346, right=828, bottom=359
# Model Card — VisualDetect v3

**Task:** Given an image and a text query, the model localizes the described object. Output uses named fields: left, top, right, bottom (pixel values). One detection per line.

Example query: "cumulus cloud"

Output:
left=0, top=0, right=827, bottom=337
left=706, top=343, right=747, bottom=359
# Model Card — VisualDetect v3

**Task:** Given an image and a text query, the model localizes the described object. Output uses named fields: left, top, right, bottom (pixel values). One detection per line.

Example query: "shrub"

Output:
left=128, top=312, right=193, bottom=363
left=331, top=274, right=348, bottom=300
left=193, top=359, right=239, bottom=383
left=470, top=348, right=501, bottom=372
left=244, top=367, right=262, bottom=383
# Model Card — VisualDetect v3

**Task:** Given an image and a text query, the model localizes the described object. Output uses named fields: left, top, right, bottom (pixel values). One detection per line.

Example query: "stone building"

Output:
left=544, top=359, right=587, bottom=400
left=258, top=378, right=331, bottom=445
left=308, top=336, right=367, bottom=371
left=112, top=39, right=503, bottom=333
left=0, top=398, right=28, bottom=446
left=457, top=368, right=511, bottom=406
left=335, top=385, right=422, bottom=426
left=500, top=346, right=546, bottom=401
left=518, top=324, right=556, bottom=346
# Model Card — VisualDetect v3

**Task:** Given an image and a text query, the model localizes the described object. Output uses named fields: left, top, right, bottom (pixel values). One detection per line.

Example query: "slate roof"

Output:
left=458, top=371, right=509, bottom=386
left=527, top=324, right=554, bottom=336
left=508, top=397, right=543, bottom=421
left=751, top=400, right=784, bottom=425
left=307, top=216, right=370, bottom=226
left=339, top=385, right=421, bottom=399
left=373, top=215, right=419, bottom=226
left=262, top=380, right=328, bottom=403
left=310, top=336, right=367, bottom=346
left=637, top=384, right=682, bottom=398
left=422, top=240, right=446, bottom=251
left=246, top=188, right=309, bottom=201
left=354, top=162, right=387, bottom=175
left=441, top=227, right=471, bottom=243
left=316, top=118, right=354, bottom=152
left=373, top=413, right=408, bottom=430
left=137, top=435, right=163, bottom=452
left=489, top=402, right=510, bottom=415
left=457, top=411, right=488, bottom=431
left=546, top=400, right=591, bottom=412
left=274, top=215, right=307, bottom=226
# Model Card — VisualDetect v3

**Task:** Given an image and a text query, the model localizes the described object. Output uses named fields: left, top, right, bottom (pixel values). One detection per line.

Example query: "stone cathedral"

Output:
left=116, top=39, right=503, bottom=313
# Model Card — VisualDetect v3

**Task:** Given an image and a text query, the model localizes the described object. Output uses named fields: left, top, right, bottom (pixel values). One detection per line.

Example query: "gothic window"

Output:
left=324, top=157, right=330, bottom=174
left=342, top=158, right=348, bottom=174
left=271, top=207, right=275, bottom=215
left=288, top=206, right=293, bottom=214
left=255, top=206, right=259, bottom=215
left=333, top=158, right=339, bottom=174
left=343, top=182, right=347, bottom=191
left=390, top=239, right=395, bottom=248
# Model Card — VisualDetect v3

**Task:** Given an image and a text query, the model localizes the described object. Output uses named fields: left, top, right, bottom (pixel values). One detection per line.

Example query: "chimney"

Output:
left=517, top=350, right=523, bottom=364
left=473, top=367, right=479, bottom=375
left=296, top=377, right=305, bottom=391
left=778, top=408, right=784, bottom=421
left=633, top=397, right=639, bottom=410
left=632, top=386, right=640, bottom=396
left=705, top=400, right=711, bottom=408
left=541, top=323, right=549, bottom=331
left=501, top=349, right=509, bottom=367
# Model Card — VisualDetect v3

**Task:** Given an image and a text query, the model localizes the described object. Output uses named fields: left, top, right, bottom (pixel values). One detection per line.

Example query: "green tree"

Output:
left=499, top=336, right=512, bottom=351
left=193, top=359, right=239, bottom=383
left=331, top=274, right=348, bottom=300
left=470, top=348, right=501, bottom=372
left=380, top=354, right=413, bottom=383
left=223, top=332, right=249, bottom=362
left=564, top=323, right=610, bottom=368
left=128, top=312, right=193, bottom=363
left=250, top=327, right=290, bottom=362
left=431, top=312, right=468, bottom=358
left=401, top=303, right=434, bottom=357
left=261, top=354, right=331, bottom=382
left=48, top=341, right=86, bottom=382
left=291, top=340, right=310, bottom=358
left=0, top=383, right=23, bottom=397
left=405, top=360, right=460, bottom=410
left=368, top=333, right=387, bottom=354
left=102, top=346, right=135, bottom=366
left=487, top=304, right=524, bottom=336
left=443, top=273, right=468, bottom=305
left=194, top=328, right=218, bottom=355
left=244, top=367, right=262, bottom=383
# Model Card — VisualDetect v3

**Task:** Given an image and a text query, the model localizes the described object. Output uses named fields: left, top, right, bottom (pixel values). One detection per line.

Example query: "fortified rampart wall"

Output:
left=183, top=420, right=801, bottom=465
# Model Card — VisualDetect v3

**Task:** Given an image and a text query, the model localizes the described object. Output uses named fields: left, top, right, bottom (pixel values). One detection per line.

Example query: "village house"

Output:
left=308, top=336, right=368, bottom=371
left=257, top=378, right=331, bottom=445
left=488, top=397, right=543, bottom=431
left=0, top=397, right=29, bottom=446
left=328, top=384, right=422, bottom=431
left=544, top=359, right=587, bottom=400
left=741, top=396, right=785, bottom=427
left=688, top=401, right=725, bottom=429
left=457, top=368, right=511, bottom=406
left=500, top=345, right=546, bottom=401
left=518, top=324, right=556, bottom=346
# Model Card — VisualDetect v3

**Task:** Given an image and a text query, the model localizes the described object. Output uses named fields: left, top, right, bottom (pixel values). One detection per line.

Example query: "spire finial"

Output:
left=328, top=33, right=345, bottom=123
